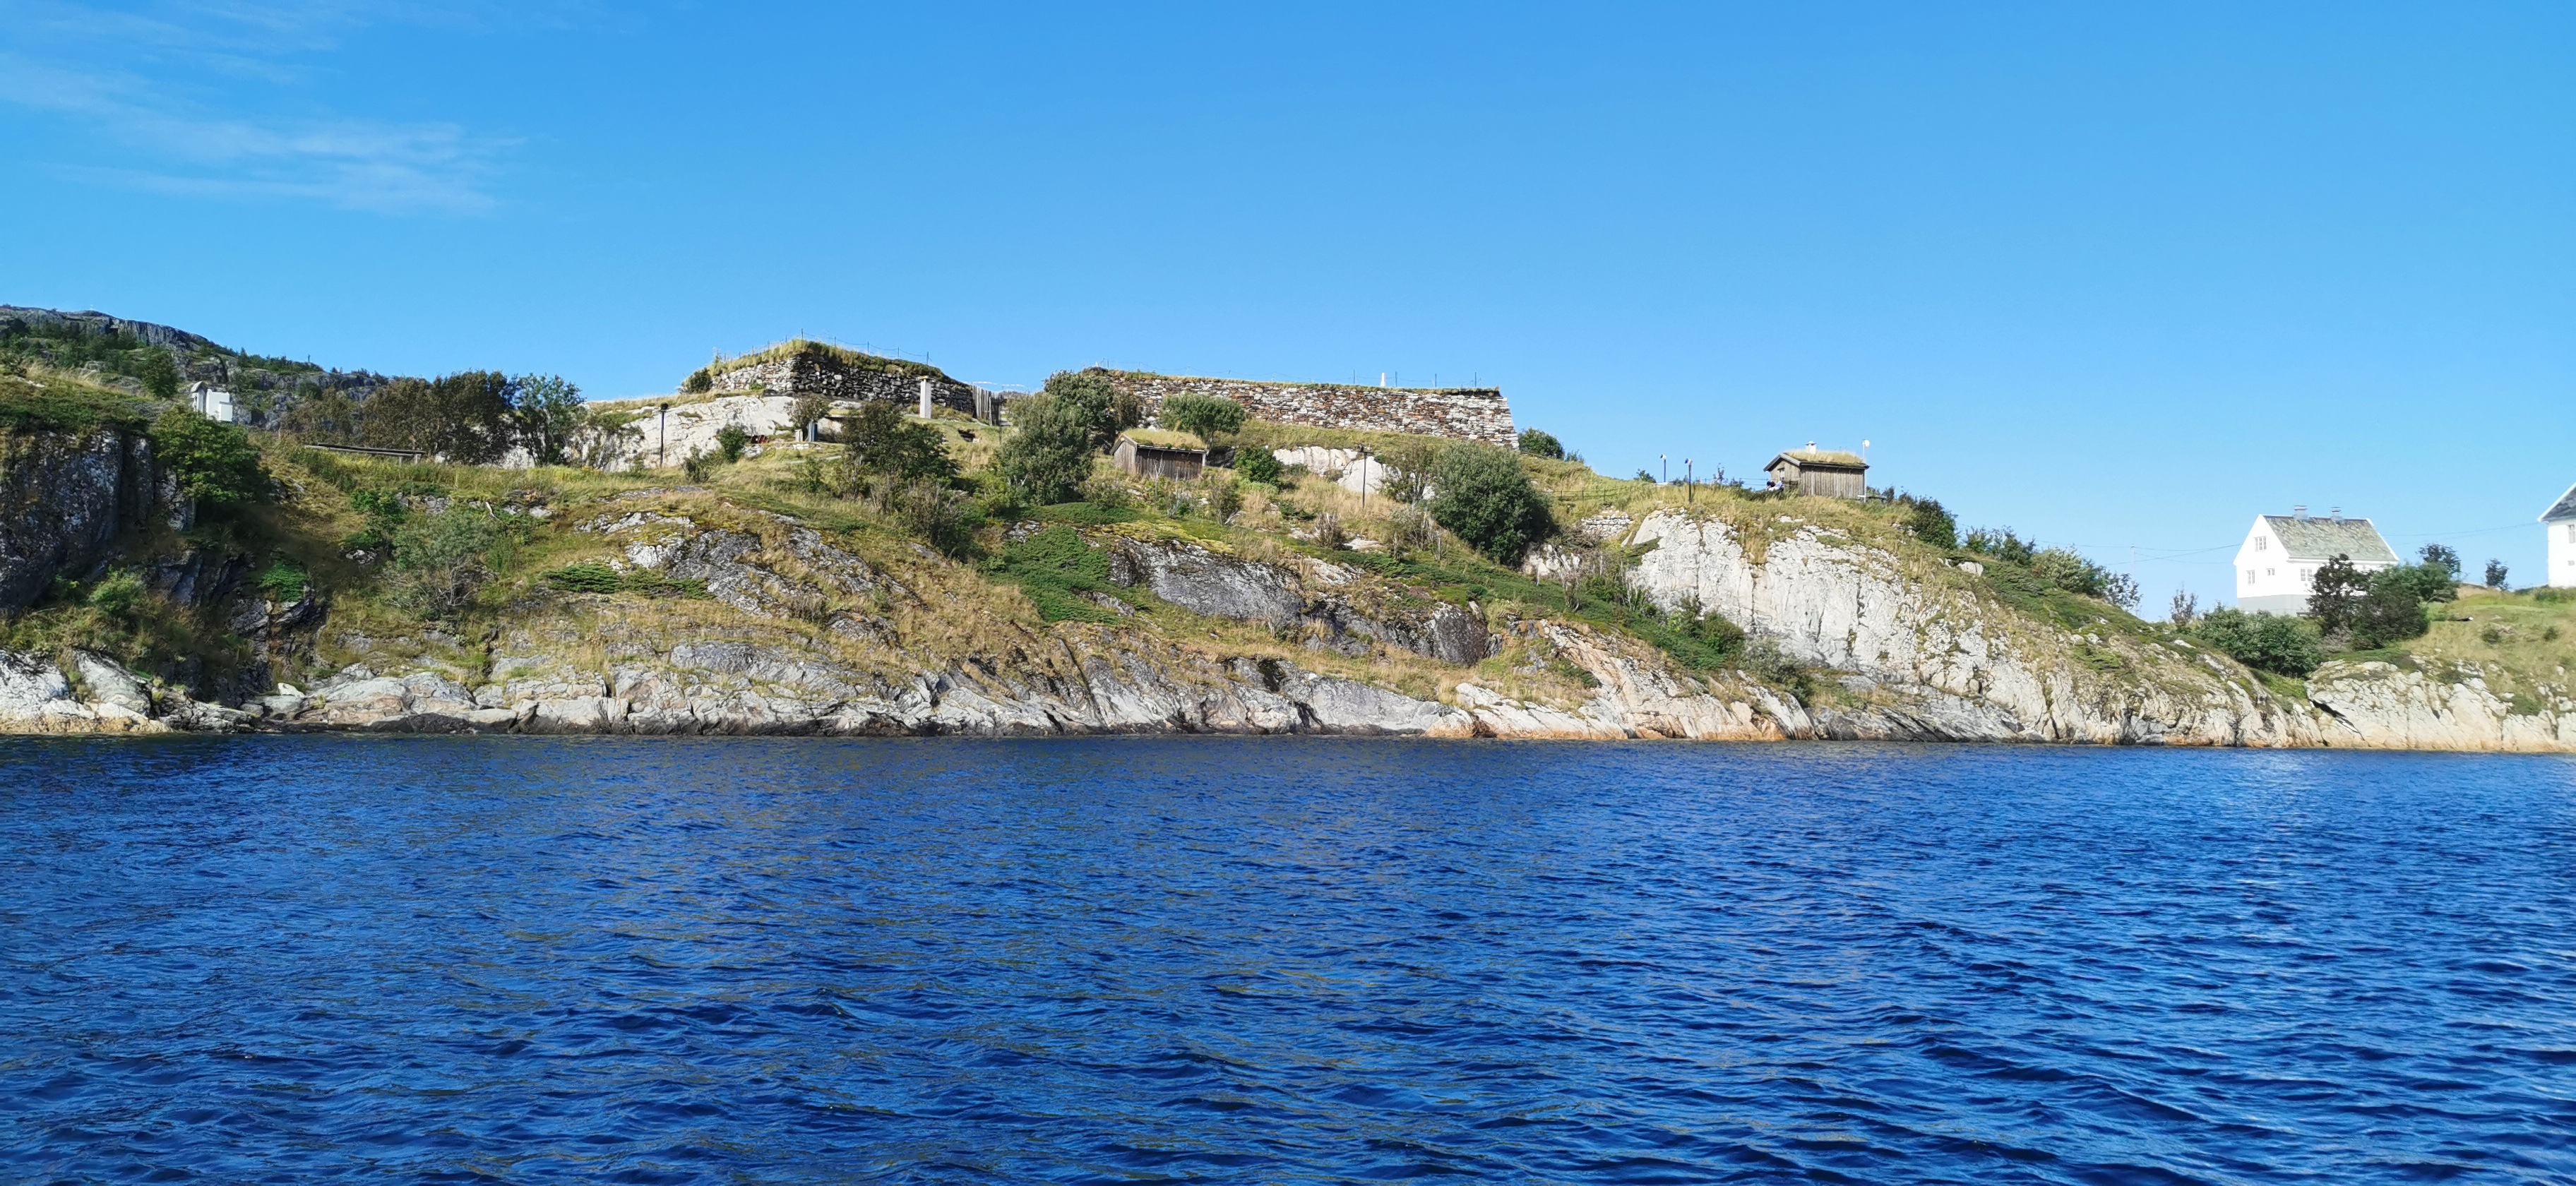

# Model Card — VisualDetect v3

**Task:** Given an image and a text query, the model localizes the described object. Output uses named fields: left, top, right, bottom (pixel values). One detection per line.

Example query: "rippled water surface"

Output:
left=4, top=739, right=2574, bottom=1183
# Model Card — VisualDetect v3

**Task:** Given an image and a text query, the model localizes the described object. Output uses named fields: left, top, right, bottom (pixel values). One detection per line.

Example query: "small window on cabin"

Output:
left=2566, top=524, right=2575, bottom=542
left=2266, top=568, right=2274, bottom=577
left=2255, top=537, right=2266, bottom=551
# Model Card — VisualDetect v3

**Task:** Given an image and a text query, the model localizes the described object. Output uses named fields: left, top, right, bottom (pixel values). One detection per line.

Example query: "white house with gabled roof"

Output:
left=2234, top=508, right=2400, bottom=614
left=2544, top=482, right=2576, bottom=588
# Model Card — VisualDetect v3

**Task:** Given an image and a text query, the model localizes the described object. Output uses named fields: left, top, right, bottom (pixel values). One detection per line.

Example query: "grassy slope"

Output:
left=0, top=384, right=2279, bottom=718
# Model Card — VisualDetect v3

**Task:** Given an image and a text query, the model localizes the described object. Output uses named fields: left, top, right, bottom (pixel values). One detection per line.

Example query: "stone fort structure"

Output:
left=698, top=341, right=1001, bottom=421
left=1087, top=369, right=1515, bottom=447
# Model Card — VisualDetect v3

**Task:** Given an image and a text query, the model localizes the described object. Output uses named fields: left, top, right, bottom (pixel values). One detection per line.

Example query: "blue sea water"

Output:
left=1, top=739, right=2572, bottom=1184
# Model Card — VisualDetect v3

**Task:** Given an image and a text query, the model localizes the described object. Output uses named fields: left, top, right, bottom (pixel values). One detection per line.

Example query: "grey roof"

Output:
left=2261, top=515, right=2398, bottom=564
left=2542, top=482, right=2576, bottom=522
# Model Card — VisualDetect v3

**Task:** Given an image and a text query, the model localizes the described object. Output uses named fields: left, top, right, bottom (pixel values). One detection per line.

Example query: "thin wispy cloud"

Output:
left=0, top=1, right=525, bottom=214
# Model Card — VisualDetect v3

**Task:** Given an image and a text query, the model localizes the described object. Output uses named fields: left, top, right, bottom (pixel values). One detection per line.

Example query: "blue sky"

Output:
left=3, top=1, right=2569, bottom=608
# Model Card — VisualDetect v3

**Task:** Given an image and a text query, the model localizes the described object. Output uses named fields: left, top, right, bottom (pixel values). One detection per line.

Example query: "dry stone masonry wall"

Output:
left=1091, top=369, right=1515, bottom=447
left=710, top=351, right=991, bottom=419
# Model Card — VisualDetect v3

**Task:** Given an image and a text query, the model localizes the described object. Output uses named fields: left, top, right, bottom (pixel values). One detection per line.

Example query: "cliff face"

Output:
left=0, top=426, right=159, bottom=611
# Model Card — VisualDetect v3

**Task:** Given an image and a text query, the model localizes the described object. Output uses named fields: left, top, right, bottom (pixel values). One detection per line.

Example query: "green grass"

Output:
left=0, top=371, right=161, bottom=431
left=988, top=525, right=1131, bottom=623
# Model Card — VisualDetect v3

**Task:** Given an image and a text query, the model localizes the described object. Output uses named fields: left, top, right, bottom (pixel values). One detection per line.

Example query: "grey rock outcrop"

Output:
left=0, top=427, right=160, bottom=610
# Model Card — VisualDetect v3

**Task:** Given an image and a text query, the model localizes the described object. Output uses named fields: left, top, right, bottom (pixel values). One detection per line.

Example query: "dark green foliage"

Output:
left=2195, top=608, right=2324, bottom=676
left=2305, top=555, right=2371, bottom=638
left=1963, top=527, right=2037, bottom=565
left=1159, top=394, right=1245, bottom=441
left=511, top=373, right=588, bottom=465
left=1235, top=446, right=1282, bottom=484
left=544, top=563, right=626, bottom=594
left=1899, top=495, right=1956, bottom=549
left=2027, top=547, right=2119, bottom=601
left=1031, top=501, right=1138, bottom=527
left=86, top=569, right=144, bottom=618
left=2486, top=558, right=2509, bottom=589
left=136, top=349, right=181, bottom=400
left=680, top=369, right=714, bottom=394
left=280, top=388, right=363, bottom=443
left=715, top=424, right=751, bottom=463
left=364, top=371, right=515, bottom=463
left=990, top=525, right=1124, bottom=622
left=995, top=395, right=1099, bottom=504
left=1038, top=371, right=1135, bottom=450
left=681, top=450, right=717, bottom=483
left=2419, top=544, right=2461, bottom=580
left=840, top=401, right=957, bottom=483
left=1516, top=429, right=1564, bottom=460
left=1427, top=445, right=1556, bottom=564
left=256, top=559, right=308, bottom=602
left=2349, top=572, right=2433, bottom=649
left=150, top=406, right=270, bottom=508
left=2380, top=562, right=2459, bottom=605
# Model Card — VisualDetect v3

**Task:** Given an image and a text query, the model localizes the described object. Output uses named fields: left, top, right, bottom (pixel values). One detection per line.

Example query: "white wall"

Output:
left=2550, top=519, right=2576, bottom=589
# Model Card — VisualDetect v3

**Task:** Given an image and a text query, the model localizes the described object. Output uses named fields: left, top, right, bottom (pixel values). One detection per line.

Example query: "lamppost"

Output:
left=1685, top=458, right=1693, bottom=503
left=1660, top=454, right=1667, bottom=485
left=657, top=402, right=669, bottom=468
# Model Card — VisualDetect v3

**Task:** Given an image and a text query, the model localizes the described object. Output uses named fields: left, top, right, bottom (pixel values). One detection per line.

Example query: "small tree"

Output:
left=136, top=348, right=181, bottom=400
left=840, top=401, right=956, bottom=484
left=364, top=371, right=515, bottom=463
left=789, top=390, right=835, bottom=441
left=2485, top=558, right=2509, bottom=589
left=1160, top=394, right=1245, bottom=442
left=2305, top=554, right=2370, bottom=637
left=994, top=395, right=1098, bottom=504
left=150, top=406, right=270, bottom=509
left=1427, top=444, right=1556, bottom=564
left=1383, top=438, right=1442, bottom=503
left=2169, top=589, right=2198, bottom=628
left=1038, top=371, right=1131, bottom=451
left=510, top=373, right=588, bottom=465
left=2349, top=569, right=2433, bottom=649
left=1517, top=429, right=1564, bottom=460
left=2419, top=543, right=2461, bottom=580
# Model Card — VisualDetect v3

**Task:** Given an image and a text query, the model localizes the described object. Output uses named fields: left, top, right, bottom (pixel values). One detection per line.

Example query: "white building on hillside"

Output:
left=2543, top=483, right=2576, bottom=588
left=189, top=381, right=234, bottom=424
left=2234, top=508, right=2400, bottom=614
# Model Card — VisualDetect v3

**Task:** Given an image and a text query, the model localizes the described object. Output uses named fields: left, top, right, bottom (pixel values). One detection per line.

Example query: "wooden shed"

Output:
left=1765, top=444, right=1869, bottom=498
left=1113, top=430, right=1208, bottom=480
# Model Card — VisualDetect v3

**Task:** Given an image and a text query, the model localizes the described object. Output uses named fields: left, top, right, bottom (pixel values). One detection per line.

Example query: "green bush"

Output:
left=840, top=401, right=956, bottom=483
left=1899, top=495, right=1956, bottom=549
left=715, top=424, right=751, bottom=463
left=1516, top=429, right=1564, bottom=460
left=1962, top=527, right=2037, bottom=565
left=1038, top=371, right=1135, bottom=450
left=137, top=349, right=181, bottom=400
left=511, top=373, right=588, bottom=465
left=886, top=478, right=981, bottom=558
left=150, top=406, right=270, bottom=508
left=680, top=369, right=714, bottom=394
left=2194, top=608, right=2323, bottom=676
left=256, top=558, right=309, bottom=602
left=1426, top=444, right=1556, bottom=564
left=86, top=568, right=145, bottom=618
left=385, top=508, right=501, bottom=620
left=1235, top=446, right=1282, bottom=484
left=1160, top=394, right=1245, bottom=441
left=994, top=395, right=1099, bottom=505
left=362, top=371, right=515, bottom=464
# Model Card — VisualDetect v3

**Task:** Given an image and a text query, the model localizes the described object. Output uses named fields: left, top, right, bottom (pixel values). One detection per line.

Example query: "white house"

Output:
left=2544, top=483, right=2576, bottom=589
left=189, top=381, right=234, bottom=424
left=2234, top=508, right=2400, bottom=614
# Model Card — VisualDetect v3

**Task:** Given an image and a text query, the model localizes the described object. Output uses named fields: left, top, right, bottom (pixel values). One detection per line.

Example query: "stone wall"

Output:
left=708, top=350, right=994, bottom=420
left=1090, top=369, right=1515, bottom=447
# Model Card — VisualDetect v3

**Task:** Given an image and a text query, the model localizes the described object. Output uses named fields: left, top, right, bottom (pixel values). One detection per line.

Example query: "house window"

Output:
left=2266, top=568, right=2275, bottom=577
left=2255, top=537, right=2267, bottom=551
left=2565, top=524, right=2575, bottom=542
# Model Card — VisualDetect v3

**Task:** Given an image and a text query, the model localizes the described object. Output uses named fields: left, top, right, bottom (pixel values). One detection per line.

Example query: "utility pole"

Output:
left=657, top=402, right=669, bottom=468
left=1686, top=459, right=1694, bottom=503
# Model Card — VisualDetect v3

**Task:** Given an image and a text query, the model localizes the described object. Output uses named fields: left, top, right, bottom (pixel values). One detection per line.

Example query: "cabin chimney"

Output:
left=2330, top=506, right=2342, bottom=520
left=2294, top=505, right=2307, bottom=520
